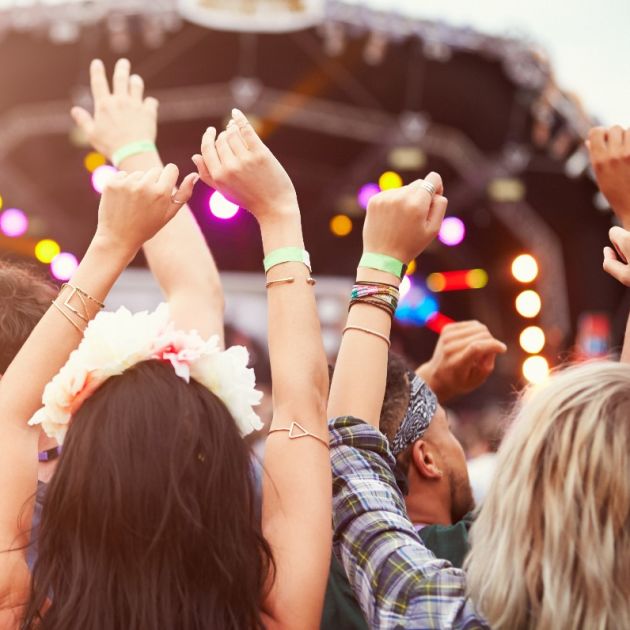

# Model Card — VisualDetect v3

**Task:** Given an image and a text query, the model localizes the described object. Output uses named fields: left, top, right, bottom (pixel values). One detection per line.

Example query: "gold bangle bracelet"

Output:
left=266, top=277, right=317, bottom=289
left=51, top=300, right=85, bottom=334
left=267, top=421, right=329, bottom=449
left=343, top=325, right=391, bottom=348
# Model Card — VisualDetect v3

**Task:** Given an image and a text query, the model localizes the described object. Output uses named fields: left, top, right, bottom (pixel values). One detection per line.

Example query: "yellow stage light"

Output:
left=0, top=193, right=3, bottom=210
left=330, top=214, right=353, bottom=237
left=34, top=239, right=61, bottom=264
left=512, top=254, right=539, bottom=283
left=519, top=326, right=546, bottom=354
left=466, top=268, right=488, bottom=289
left=379, top=171, right=403, bottom=191
left=427, top=272, right=446, bottom=292
left=516, top=290, right=541, bottom=318
left=406, top=259, right=417, bottom=275
left=522, top=355, right=550, bottom=384
left=84, top=152, right=107, bottom=173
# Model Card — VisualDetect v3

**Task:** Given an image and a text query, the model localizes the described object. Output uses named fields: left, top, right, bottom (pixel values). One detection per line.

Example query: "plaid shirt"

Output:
left=329, top=416, right=489, bottom=630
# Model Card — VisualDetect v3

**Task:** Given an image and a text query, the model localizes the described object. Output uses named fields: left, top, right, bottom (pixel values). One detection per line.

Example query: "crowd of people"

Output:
left=0, top=58, right=629, bottom=629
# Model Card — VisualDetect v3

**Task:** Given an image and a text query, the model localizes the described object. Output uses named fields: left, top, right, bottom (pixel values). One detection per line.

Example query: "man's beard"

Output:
left=448, top=468, right=475, bottom=523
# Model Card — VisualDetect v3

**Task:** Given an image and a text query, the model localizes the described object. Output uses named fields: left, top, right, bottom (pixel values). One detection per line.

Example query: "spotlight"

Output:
left=0, top=208, right=28, bottom=238
left=388, top=147, right=426, bottom=171
left=438, top=217, right=466, bottom=247
left=522, top=355, right=549, bottom=384
left=330, top=214, right=352, bottom=237
left=519, top=326, right=546, bottom=354
left=399, top=275, right=411, bottom=300
left=427, top=269, right=488, bottom=292
left=396, top=279, right=439, bottom=326
left=84, top=152, right=107, bottom=173
left=91, top=165, right=118, bottom=194
left=515, top=290, right=541, bottom=318
left=50, top=252, right=78, bottom=281
left=209, top=191, right=239, bottom=220
left=35, top=239, right=61, bottom=264
left=0, top=193, right=3, bottom=210
left=488, top=178, right=525, bottom=203
left=378, top=171, right=403, bottom=191
left=357, top=183, right=380, bottom=210
left=511, top=254, right=539, bottom=283
left=406, top=260, right=417, bottom=276
left=425, top=312, right=455, bottom=334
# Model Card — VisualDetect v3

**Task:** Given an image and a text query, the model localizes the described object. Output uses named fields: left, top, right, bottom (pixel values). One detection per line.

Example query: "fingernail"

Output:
left=192, top=174, right=200, bottom=184
left=227, top=119, right=236, bottom=127
left=206, top=126, right=216, bottom=135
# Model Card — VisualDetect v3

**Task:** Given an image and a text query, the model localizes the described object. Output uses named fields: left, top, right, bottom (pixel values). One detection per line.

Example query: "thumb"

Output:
left=71, top=106, right=94, bottom=135
left=169, top=173, right=199, bottom=215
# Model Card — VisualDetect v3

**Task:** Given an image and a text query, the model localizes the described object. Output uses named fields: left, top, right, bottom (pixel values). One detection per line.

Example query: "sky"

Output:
left=352, top=0, right=630, bottom=126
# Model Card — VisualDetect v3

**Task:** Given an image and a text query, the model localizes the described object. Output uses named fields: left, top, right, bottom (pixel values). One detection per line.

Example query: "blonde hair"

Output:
left=466, top=361, right=630, bottom=630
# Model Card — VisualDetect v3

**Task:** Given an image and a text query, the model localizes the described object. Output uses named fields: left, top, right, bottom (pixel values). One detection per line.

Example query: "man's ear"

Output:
left=410, top=439, right=443, bottom=480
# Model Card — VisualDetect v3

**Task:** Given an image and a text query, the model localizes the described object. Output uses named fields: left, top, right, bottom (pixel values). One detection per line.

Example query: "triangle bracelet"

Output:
left=268, top=421, right=329, bottom=448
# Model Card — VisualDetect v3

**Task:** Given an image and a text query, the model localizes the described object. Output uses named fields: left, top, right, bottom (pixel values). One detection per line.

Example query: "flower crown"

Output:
left=29, top=304, right=263, bottom=443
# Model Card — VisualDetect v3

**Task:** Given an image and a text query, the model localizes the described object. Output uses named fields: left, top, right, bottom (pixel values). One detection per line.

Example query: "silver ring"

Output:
left=420, top=181, right=437, bottom=197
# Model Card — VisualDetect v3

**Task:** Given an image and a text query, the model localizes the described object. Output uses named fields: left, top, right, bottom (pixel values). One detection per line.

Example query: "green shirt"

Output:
left=320, top=513, right=474, bottom=630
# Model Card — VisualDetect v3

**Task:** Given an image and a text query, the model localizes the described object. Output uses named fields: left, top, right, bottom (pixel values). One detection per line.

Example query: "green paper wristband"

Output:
left=112, top=140, right=158, bottom=168
left=359, top=252, right=407, bottom=278
left=264, top=247, right=312, bottom=273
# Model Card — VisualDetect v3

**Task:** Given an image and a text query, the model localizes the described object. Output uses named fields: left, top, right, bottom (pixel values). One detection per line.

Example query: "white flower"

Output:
left=29, top=304, right=262, bottom=442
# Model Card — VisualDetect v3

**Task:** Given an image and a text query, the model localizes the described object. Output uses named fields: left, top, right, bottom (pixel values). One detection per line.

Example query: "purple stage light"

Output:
left=50, top=252, right=78, bottom=281
left=91, top=165, right=118, bottom=194
left=400, top=275, right=412, bottom=300
left=438, top=217, right=466, bottom=247
left=357, top=183, right=380, bottom=209
left=209, top=191, right=239, bottom=220
left=0, top=208, right=28, bottom=237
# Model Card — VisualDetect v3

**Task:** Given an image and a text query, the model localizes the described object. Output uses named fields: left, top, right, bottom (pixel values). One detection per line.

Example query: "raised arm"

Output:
left=0, top=166, right=195, bottom=625
left=72, top=59, right=223, bottom=343
left=195, top=110, right=330, bottom=629
left=416, top=320, right=507, bottom=403
left=327, top=174, right=447, bottom=427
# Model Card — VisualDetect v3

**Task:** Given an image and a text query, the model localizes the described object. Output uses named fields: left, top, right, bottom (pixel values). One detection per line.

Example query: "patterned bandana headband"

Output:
left=390, top=372, right=438, bottom=457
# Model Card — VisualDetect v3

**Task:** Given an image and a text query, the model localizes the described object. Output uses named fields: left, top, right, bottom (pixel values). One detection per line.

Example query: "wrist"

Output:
left=259, top=211, right=304, bottom=254
left=116, top=150, right=162, bottom=172
left=355, top=267, right=401, bottom=287
left=89, top=233, right=138, bottom=266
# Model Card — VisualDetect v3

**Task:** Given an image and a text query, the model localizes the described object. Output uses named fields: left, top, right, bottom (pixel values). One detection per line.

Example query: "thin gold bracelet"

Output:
left=343, top=325, right=391, bottom=348
left=267, top=421, right=329, bottom=449
left=266, top=277, right=316, bottom=289
left=51, top=300, right=85, bottom=334
left=61, top=283, right=105, bottom=309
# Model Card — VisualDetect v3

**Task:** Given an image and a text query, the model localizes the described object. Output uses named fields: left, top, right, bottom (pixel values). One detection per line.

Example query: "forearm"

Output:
left=0, top=237, right=132, bottom=559
left=622, top=309, right=630, bottom=364
left=120, top=152, right=224, bottom=341
left=328, top=268, right=400, bottom=428
left=260, top=211, right=331, bottom=626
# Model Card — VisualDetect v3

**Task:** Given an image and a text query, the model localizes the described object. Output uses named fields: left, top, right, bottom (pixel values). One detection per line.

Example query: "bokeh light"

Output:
left=488, top=178, right=526, bottom=202
left=522, top=355, right=550, bottom=385
left=512, top=254, right=539, bottom=283
left=399, top=275, right=412, bottom=300
left=378, top=171, right=403, bottom=191
left=0, top=208, right=28, bottom=237
left=357, top=183, right=380, bottom=209
left=0, top=193, right=3, bottom=210
left=427, top=273, right=447, bottom=292
left=515, top=290, right=542, bottom=318
left=35, top=239, right=61, bottom=264
left=91, top=165, right=118, bottom=194
left=209, top=191, right=239, bottom=220
left=466, top=268, right=488, bottom=289
left=406, top=259, right=417, bottom=275
left=438, top=217, right=466, bottom=246
left=519, top=326, right=546, bottom=354
left=50, top=252, right=78, bottom=281
left=330, top=214, right=353, bottom=237
left=84, top=151, right=107, bottom=173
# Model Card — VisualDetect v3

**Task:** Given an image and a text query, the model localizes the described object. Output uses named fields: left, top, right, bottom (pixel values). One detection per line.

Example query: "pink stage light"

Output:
left=0, top=208, right=28, bottom=237
left=50, top=252, right=78, bottom=281
left=400, top=275, right=412, bottom=300
left=357, top=183, right=380, bottom=209
left=91, top=165, right=118, bottom=194
left=438, top=217, right=466, bottom=247
left=209, top=191, right=239, bottom=220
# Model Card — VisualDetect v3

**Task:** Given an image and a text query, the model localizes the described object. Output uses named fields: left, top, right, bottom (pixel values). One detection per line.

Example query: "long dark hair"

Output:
left=22, top=360, right=273, bottom=629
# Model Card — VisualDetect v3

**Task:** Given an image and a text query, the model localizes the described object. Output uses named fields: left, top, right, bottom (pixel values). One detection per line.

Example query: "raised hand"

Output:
left=362, top=173, right=448, bottom=263
left=416, top=321, right=507, bottom=402
left=587, top=126, right=630, bottom=228
left=603, top=226, right=630, bottom=287
left=193, top=109, right=298, bottom=224
left=71, top=58, right=158, bottom=161
left=95, top=165, right=197, bottom=256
